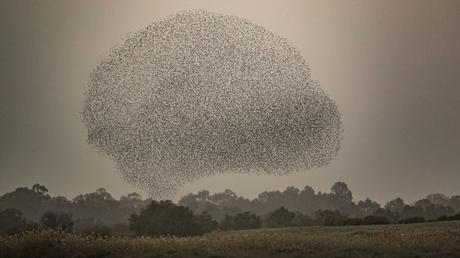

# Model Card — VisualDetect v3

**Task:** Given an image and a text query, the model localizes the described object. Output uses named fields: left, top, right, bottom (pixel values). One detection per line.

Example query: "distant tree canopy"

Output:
left=0, top=185, right=152, bottom=225
left=331, top=182, right=353, bottom=203
left=179, top=182, right=459, bottom=225
left=178, top=182, right=377, bottom=220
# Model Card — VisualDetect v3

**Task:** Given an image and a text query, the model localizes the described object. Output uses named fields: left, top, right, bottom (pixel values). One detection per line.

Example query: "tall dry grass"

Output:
left=1, top=221, right=459, bottom=257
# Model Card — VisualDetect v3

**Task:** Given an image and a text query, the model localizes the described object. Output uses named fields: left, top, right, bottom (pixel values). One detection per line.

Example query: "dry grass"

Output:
left=1, top=221, right=460, bottom=257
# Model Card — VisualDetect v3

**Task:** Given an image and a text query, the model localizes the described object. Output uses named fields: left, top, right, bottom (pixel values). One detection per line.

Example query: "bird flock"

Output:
left=83, top=10, right=343, bottom=198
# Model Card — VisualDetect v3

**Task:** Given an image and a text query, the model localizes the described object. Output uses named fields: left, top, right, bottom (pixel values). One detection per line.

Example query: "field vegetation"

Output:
left=1, top=221, right=460, bottom=258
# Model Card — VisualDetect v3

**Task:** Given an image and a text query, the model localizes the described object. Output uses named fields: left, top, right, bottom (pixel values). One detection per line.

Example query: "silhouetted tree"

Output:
left=264, top=207, right=295, bottom=228
left=32, top=184, right=48, bottom=195
left=120, top=193, right=143, bottom=209
left=0, top=186, right=53, bottom=221
left=129, top=200, right=203, bottom=237
left=72, top=188, right=122, bottom=225
left=331, top=182, right=353, bottom=203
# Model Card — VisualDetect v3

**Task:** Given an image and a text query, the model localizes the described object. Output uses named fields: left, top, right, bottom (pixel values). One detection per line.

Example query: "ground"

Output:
left=1, top=221, right=460, bottom=257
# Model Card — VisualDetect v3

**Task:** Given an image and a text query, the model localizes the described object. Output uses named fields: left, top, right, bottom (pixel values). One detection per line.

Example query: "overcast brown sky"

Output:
left=1, top=0, right=459, bottom=204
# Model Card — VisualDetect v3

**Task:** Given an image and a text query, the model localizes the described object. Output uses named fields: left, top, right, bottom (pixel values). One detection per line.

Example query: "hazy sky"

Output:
left=1, top=0, right=459, bottom=204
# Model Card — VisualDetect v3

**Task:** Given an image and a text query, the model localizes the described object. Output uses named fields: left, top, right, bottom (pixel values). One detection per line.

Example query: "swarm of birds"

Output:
left=83, top=10, right=343, bottom=197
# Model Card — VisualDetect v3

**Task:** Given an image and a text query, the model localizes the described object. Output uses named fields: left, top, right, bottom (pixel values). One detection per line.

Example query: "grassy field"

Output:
left=1, top=221, right=460, bottom=258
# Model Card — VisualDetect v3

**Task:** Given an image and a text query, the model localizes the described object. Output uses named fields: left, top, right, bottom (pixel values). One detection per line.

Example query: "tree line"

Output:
left=1, top=182, right=460, bottom=236
left=179, top=182, right=460, bottom=222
